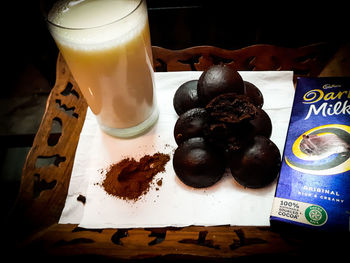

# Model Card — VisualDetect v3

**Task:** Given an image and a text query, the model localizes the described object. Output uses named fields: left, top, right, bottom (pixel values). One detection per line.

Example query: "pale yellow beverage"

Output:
left=47, top=0, right=158, bottom=137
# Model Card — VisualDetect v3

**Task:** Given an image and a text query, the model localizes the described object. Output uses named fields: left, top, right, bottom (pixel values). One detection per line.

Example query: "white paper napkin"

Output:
left=59, top=71, right=295, bottom=228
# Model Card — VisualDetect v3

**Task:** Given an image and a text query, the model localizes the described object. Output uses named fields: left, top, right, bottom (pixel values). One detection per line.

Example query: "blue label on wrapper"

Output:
left=270, top=77, right=350, bottom=232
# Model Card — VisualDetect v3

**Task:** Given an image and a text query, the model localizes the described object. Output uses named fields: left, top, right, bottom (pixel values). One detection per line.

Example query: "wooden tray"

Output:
left=7, top=43, right=350, bottom=261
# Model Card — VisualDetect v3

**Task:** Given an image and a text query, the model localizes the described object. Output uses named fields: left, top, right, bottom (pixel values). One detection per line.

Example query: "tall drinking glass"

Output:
left=44, top=0, right=158, bottom=138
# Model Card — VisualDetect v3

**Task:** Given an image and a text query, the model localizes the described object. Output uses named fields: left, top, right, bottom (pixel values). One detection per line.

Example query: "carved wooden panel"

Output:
left=22, top=225, right=296, bottom=260
left=13, top=53, right=88, bottom=235
left=152, top=43, right=337, bottom=80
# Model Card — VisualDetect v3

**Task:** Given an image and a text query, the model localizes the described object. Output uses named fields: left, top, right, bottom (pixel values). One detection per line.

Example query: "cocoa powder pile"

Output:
left=102, top=152, right=170, bottom=201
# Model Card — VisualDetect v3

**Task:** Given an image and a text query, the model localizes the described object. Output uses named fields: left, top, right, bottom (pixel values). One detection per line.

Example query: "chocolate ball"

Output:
left=204, top=93, right=258, bottom=152
left=229, top=136, right=281, bottom=188
left=205, top=93, right=257, bottom=124
left=173, top=137, right=225, bottom=188
left=248, top=108, right=272, bottom=138
left=174, top=108, right=209, bottom=145
left=206, top=127, right=246, bottom=153
left=197, top=65, right=244, bottom=106
left=244, top=81, right=264, bottom=108
left=173, top=80, right=199, bottom=115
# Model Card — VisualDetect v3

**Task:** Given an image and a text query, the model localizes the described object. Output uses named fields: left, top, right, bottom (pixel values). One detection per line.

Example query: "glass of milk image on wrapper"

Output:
left=285, top=124, right=350, bottom=175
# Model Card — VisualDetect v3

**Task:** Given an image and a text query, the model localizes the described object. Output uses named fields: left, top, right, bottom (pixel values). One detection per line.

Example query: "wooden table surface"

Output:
left=5, top=43, right=350, bottom=261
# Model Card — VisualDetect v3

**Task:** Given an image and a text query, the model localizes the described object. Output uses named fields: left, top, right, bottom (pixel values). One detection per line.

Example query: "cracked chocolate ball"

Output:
left=173, top=137, right=225, bottom=188
left=229, top=136, right=281, bottom=188
left=205, top=93, right=257, bottom=124
left=244, top=81, right=264, bottom=108
left=204, top=93, right=258, bottom=152
left=197, top=65, right=244, bottom=106
left=174, top=108, right=209, bottom=145
left=173, top=80, right=199, bottom=115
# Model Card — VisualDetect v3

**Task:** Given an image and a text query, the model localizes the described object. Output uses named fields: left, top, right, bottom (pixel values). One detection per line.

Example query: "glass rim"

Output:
left=43, top=0, right=143, bottom=31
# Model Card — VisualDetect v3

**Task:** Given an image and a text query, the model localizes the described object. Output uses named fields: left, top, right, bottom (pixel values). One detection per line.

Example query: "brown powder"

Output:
left=101, top=152, right=170, bottom=201
left=156, top=179, right=163, bottom=187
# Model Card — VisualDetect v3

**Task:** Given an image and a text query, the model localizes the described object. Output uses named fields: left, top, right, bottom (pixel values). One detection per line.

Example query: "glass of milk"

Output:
left=44, top=0, right=158, bottom=138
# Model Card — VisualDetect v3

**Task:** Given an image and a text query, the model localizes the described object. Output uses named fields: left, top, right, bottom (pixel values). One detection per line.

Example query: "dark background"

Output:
left=0, top=0, right=348, bottom=215
left=3, top=0, right=349, bottom=97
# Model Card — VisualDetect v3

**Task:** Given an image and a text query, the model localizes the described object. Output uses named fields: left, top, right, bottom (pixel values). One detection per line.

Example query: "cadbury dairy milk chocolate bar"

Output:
left=270, top=77, right=350, bottom=232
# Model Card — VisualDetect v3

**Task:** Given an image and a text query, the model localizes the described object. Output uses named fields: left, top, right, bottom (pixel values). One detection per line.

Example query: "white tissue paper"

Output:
left=59, top=71, right=295, bottom=228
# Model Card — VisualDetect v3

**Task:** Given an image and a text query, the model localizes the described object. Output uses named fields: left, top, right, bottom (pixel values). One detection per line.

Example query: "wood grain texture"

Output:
left=9, top=44, right=349, bottom=260
left=20, top=225, right=295, bottom=260
left=319, top=43, right=350, bottom=77
left=11, top=53, right=88, bottom=236
left=152, top=43, right=337, bottom=80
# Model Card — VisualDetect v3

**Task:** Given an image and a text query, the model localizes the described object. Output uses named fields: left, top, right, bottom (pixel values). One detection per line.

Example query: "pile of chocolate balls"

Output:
left=172, top=64, right=281, bottom=189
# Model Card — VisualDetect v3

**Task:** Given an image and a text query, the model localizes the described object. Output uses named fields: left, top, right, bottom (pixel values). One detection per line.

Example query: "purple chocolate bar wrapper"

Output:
left=270, top=77, right=350, bottom=232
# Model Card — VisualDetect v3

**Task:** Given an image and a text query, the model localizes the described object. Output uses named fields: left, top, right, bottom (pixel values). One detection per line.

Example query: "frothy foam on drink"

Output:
left=48, top=0, right=146, bottom=50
